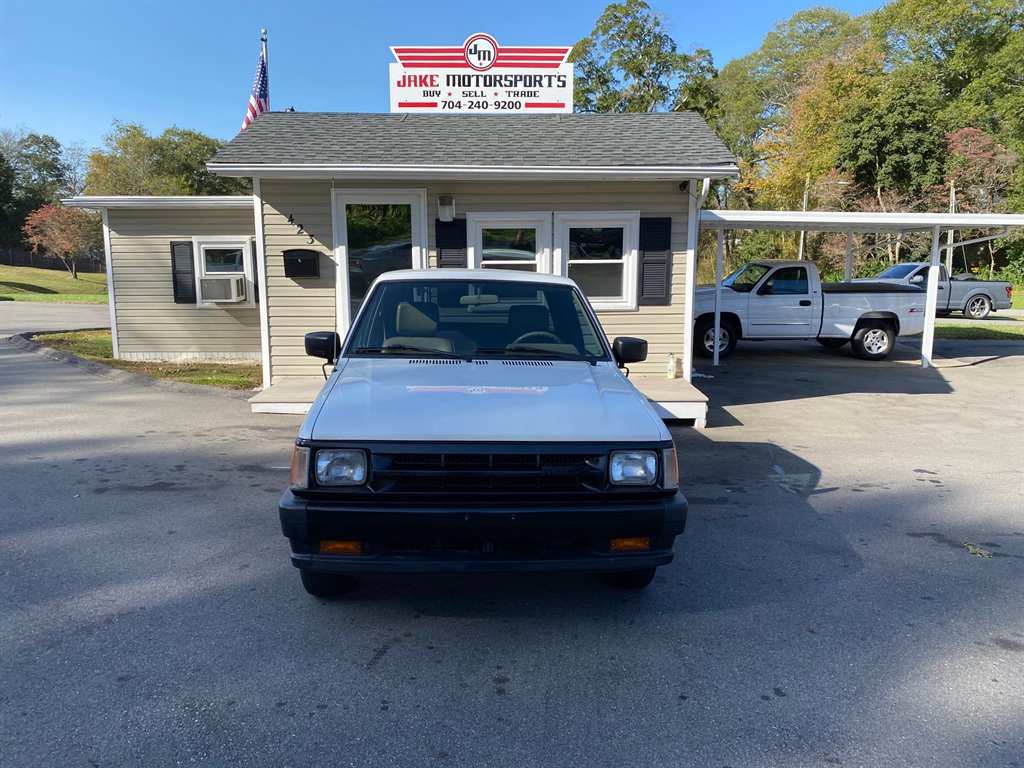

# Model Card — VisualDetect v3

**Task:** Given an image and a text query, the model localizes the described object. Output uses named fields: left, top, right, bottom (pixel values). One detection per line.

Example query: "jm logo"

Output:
left=465, top=34, right=497, bottom=71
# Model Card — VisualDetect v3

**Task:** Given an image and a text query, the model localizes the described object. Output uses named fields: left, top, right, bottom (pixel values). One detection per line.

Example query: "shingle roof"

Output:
left=210, top=112, right=737, bottom=172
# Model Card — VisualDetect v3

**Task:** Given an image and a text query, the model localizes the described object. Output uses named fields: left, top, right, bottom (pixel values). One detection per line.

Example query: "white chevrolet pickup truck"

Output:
left=280, top=270, right=687, bottom=598
left=693, top=260, right=926, bottom=360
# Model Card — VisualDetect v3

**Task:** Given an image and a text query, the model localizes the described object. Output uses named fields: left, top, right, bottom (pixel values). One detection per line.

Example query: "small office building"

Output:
left=67, top=111, right=739, bottom=420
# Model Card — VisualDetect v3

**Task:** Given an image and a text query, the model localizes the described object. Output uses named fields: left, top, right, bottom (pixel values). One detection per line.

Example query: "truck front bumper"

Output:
left=279, top=489, right=687, bottom=575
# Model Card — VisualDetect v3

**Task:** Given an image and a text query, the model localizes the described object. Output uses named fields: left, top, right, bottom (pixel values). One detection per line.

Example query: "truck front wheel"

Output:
left=851, top=321, right=895, bottom=361
left=963, top=295, right=991, bottom=320
left=694, top=317, right=738, bottom=358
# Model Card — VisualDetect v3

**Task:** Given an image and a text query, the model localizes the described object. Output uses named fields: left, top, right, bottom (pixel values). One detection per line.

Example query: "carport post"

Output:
left=844, top=231, right=853, bottom=281
left=713, top=227, right=724, bottom=366
left=921, top=225, right=942, bottom=368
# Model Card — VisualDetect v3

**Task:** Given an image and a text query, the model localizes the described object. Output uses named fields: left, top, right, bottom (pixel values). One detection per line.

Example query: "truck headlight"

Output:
left=609, top=450, right=657, bottom=486
left=315, top=449, right=368, bottom=486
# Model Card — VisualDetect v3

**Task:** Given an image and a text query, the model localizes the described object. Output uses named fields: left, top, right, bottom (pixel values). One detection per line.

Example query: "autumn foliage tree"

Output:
left=22, top=204, right=103, bottom=279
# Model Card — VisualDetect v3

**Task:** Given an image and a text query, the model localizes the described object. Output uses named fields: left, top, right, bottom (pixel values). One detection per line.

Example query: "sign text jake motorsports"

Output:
left=390, top=33, right=574, bottom=114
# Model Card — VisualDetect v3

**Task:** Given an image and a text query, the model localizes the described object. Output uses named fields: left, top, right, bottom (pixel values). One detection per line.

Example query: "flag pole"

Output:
left=261, top=29, right=269, bottom=110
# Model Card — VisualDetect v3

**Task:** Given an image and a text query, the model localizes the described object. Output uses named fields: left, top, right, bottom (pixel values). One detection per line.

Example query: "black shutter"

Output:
left=435, top=219, right=467, bottom=268
left=638, top=217, right=672, bottom=306
left=250, top=238, right=259, bottom=303
left=170, top=241, right=196, bottom=304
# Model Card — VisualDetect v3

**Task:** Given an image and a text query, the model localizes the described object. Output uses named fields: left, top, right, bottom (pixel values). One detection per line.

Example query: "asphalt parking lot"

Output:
left=1, top=329, right=1022, bottom=768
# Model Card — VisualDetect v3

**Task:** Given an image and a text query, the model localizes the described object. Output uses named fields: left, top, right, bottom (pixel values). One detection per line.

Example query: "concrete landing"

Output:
left=248, top=378, right=324, bottom=414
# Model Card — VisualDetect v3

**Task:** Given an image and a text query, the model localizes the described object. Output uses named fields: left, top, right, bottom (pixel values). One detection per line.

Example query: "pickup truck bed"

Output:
left=822, top=282, right=923, bottom=294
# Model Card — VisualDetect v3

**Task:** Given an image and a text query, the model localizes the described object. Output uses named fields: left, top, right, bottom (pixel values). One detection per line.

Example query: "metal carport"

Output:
left=692, top=210, right=1024, bottom=372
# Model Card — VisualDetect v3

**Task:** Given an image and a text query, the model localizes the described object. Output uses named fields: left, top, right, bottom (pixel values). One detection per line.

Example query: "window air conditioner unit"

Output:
left=200, top=276, right=247, bottom=303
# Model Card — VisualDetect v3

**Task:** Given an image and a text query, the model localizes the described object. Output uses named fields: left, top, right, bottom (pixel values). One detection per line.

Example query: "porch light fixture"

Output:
left=438, top=195, right=455, bottom=223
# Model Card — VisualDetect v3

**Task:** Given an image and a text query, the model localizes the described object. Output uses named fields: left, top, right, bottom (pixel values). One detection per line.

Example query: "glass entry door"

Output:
left=346, top=204, right=413, bottom=307
left=333, top=191, right=426, bottom=331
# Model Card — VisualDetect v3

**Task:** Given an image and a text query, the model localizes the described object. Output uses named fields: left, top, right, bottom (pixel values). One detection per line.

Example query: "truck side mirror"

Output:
left=612, top=336, right=648, bottom=365
left=910, top=275, right=925, bottom=284
left=304, top=331, right=341, bottom=364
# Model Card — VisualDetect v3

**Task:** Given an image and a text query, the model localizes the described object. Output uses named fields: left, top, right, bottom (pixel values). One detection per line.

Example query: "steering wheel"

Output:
left=512, top=331, right=563, bottom=345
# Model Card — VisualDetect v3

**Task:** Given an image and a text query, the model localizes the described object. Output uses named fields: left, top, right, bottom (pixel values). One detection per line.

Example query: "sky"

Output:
left=1, top=0, right=886, bottom=153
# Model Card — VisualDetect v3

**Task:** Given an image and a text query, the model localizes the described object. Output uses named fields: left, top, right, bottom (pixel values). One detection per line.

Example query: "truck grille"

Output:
left=369, top=450, right=607, bottom=494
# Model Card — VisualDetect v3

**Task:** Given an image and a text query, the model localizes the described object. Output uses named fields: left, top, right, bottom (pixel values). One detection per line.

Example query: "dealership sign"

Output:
left=389, top=33, right=573, bottom=114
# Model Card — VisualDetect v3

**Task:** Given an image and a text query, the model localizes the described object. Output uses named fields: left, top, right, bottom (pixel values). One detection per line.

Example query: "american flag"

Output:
left=240, top=51, right=268, bottom=131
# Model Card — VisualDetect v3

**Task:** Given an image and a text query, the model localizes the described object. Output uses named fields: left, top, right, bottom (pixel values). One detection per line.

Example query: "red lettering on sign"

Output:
left=395, top=74, right=439, bottom=88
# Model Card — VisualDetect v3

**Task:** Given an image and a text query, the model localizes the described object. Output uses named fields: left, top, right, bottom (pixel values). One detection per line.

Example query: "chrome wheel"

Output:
left=694, top=317, right=738, bottom=358
left=702, top=327, right=730, bottom=353
left=862, top=328, right=889, bottom=355
left=964, top=295, right=991, bottom=320
left=851, top=321, right=895, bottom=360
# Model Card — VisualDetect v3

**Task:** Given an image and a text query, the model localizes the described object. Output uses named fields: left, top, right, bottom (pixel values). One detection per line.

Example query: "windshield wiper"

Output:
left=355, top=344, right=466, bottom=359
left=475, top=346, right=598, bottom=365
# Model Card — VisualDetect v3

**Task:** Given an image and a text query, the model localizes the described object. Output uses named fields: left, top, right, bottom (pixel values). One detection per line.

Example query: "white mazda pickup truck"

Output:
left=280, top=270, right=687, bottom=598
left=692, top=260, right=927, bottom=360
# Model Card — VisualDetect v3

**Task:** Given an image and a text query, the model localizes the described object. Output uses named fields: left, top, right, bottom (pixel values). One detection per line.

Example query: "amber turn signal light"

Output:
left=610, top=537, right=650, bottom=552
left=319, top=540, right=363, bottom=554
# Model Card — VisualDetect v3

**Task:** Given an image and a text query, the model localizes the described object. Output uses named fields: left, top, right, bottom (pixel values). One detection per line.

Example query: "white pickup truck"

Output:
left=693, top=260, right=926, bottom=361
left=281, top=270, right=687, bottom=598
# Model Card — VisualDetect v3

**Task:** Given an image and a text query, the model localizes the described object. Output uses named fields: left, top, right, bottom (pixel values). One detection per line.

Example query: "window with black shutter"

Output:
left=435, top=219, right=467, bottom=268
left=638, top=217, right=672, bottom=306
left=170, top=241, right=196, bottom=304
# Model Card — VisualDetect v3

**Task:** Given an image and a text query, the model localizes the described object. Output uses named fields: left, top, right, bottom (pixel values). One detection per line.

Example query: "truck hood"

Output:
left=693, top=285, right=731, bottom=306
left=301, top=358, right=668, bottom=443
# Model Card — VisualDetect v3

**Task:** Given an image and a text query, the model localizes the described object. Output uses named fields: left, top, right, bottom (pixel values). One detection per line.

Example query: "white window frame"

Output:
left=192, top=236, right=255, bottom=308
left=331, top=189, right=428, bottom=333
left=553, top=211, right=640, bottom=311
left=466, top=212, right=552, bottom=274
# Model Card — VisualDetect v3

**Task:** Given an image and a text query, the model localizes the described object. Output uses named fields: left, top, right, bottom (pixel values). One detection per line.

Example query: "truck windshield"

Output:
left=722, top=263, right=769, bottom=292
left=345, top=278, right=610, bottom=361
left=875, top=264, right=919, bottom=279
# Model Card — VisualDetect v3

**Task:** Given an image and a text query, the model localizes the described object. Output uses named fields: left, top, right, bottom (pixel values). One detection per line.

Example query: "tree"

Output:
left=0, top=153, right=15, bottom=245
left=937, top=127, right=1021, bottom=272
left=22, top=204, right=103, bottom=278
left=0, top=128, right=75, bottom=246
left=570, top=0, right=716, bottom=115
left=872, top=0, right=1022, bottom=100
left=713, top=7, right=864, bottom=167
left=85, top=122, right=250, bottom=196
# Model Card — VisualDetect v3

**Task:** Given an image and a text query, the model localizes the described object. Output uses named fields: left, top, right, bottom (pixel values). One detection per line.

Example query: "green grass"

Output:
left=1012, top=286, right=1023, bottom=310
left=34, top=330, right=262, bottom=390
left=934, top=322, right=1024, bottom=341
left=0, top=264, right=108, bottom=303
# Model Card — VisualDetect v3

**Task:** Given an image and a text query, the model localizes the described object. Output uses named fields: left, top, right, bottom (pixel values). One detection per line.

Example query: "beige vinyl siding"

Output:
left=107, top=209, right=260, bottom=359
left=260, top=181, right=336, bottom=382
left=259, top=179, right=691, bottom=381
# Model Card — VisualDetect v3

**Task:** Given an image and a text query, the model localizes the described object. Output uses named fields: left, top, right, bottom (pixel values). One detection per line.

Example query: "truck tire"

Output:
left=300, top=569, right=358, bottom=598
left=603, top=567, right=657, bottom=589
left=816, top=338, right=848, bottom=348
left=694, top=317, right=738, bottom=359
left=963, top=295, right=991, bottom=320
left=851, top=321, right=895, bottom=361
